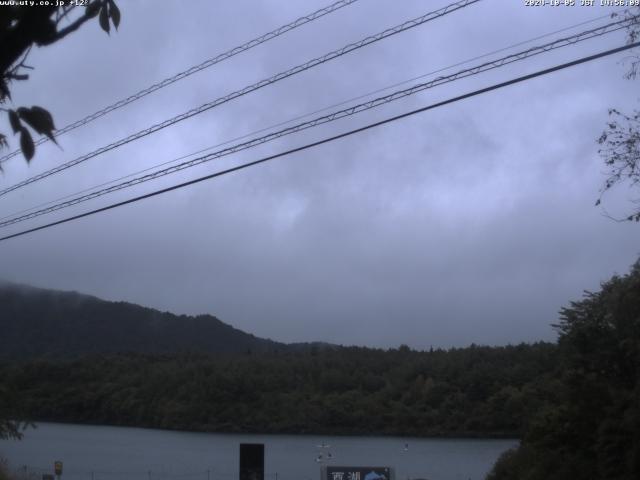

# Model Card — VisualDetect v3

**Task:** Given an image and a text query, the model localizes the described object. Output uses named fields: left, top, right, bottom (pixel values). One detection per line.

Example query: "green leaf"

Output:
left=18, top=106, right=57, bottom=144
left=8, top=110, right=21, bottom=134
left=108, top=0, right=121, bottom=29
left=19, top=127, right=34, bottom=162
left=99, top=4, right=110, bottom=33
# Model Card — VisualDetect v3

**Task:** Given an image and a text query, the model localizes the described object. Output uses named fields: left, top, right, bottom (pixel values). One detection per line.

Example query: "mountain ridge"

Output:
left=0, top=281, right=288, bottom=358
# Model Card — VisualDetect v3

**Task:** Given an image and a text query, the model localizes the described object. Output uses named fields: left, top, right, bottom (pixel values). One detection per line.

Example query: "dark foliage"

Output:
left=0, top=342, right=557, bottom=438
left=0, top=1, right=119, bottom=163
left=487, top=260, right=640, bottom=479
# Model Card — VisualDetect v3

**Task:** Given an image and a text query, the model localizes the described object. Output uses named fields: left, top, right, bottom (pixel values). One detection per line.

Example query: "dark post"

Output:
left=239, top=443, right=264, bottom=480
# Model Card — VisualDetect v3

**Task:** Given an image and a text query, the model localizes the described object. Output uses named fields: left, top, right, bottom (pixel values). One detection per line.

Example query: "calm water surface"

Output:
left=0, top=423, right=516, bottom=480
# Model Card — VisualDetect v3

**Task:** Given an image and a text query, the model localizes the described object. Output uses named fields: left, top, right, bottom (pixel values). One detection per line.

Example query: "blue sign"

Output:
left=325, top=467, right=391, bottom=480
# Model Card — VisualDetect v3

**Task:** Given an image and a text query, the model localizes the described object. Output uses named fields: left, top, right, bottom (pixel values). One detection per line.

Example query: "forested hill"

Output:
left=0, top=343, right=558, bottom=438
left=0, top=282, right=284, bottom=358
left=0, top=281, right=561, bottom=439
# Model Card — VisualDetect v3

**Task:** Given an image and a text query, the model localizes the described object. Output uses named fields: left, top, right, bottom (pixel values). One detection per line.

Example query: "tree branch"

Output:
left=55, top=5, right=77, bottom=25
left=39, top=5, right=97, bottom=45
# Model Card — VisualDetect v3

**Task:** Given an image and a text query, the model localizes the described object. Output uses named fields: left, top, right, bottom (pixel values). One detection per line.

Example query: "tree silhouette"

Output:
left=597, top=10, right=640, bottom=221
left=0, top=0, right=120, bottom=164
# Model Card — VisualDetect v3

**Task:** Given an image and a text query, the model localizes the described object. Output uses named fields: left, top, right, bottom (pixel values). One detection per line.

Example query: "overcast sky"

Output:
left=0, top=0, right=638, bottom=349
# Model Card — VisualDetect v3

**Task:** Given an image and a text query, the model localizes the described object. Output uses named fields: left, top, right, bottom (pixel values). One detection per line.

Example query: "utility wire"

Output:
left=0, top=8, right=624, bottom=224
left=0, top=0, right=361, bottom=165
left=0, top=15, right=635, bottom=229
left=1, top=40, right=637, bottom=244
left=0, top=0, right=481, bottom=198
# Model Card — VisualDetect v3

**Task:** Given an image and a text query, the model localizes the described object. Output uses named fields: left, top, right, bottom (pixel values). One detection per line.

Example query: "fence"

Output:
left=9, top=467, right=312, bottom=480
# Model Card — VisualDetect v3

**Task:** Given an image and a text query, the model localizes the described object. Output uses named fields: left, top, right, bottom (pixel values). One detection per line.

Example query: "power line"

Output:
left=1, top=40, right=637, bottom=244
left=0, top=0, right=482, bottom=198
left=0, top=9, right=624, bottom=224
left=0, top=15, right=634, bottom=230
left=0, top=0, right=361, bottom=165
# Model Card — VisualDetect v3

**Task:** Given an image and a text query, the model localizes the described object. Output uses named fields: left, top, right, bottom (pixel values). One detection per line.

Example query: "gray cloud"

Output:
left=1, top=0, right=639, bottom=348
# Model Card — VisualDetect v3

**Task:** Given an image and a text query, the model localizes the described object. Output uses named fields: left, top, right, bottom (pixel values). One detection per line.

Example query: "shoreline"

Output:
left=17, top=419, right=521, bottom=441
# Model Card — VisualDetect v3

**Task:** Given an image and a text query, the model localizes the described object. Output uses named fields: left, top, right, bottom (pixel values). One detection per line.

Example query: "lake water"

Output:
left=0, top=423, right=517, bottom=480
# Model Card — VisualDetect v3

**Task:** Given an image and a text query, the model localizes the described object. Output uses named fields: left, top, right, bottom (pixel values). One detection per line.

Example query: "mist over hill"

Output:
left=0, top=282, right=286, bottom=358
